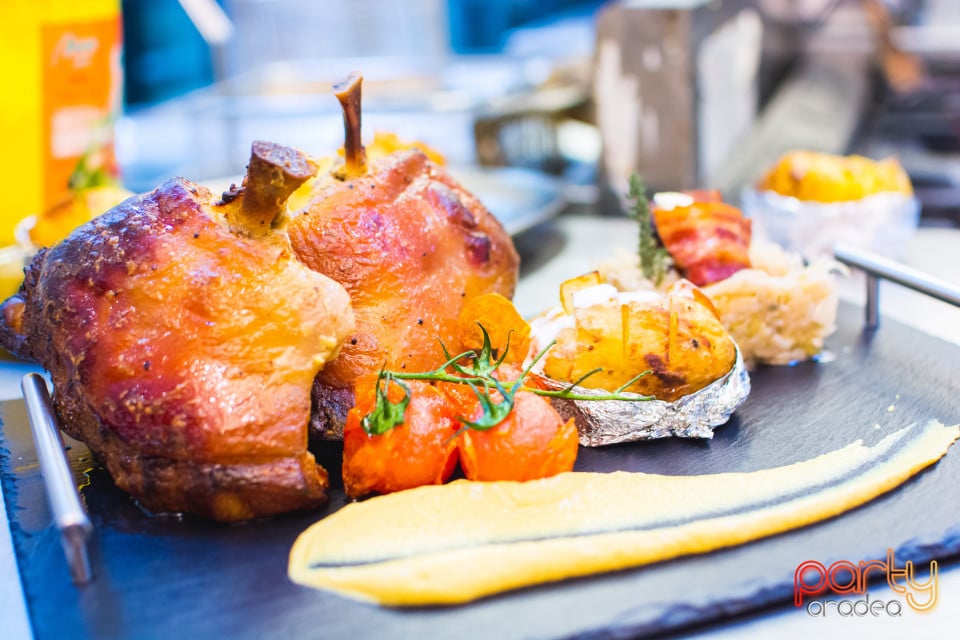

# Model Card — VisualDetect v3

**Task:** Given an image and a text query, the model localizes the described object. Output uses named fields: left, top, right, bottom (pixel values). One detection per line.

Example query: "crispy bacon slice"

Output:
left=652, top=193, right=752, bottom=286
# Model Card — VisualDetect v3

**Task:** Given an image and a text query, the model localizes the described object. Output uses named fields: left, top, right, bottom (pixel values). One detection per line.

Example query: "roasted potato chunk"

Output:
left=542, top=280, right=736, bottom=401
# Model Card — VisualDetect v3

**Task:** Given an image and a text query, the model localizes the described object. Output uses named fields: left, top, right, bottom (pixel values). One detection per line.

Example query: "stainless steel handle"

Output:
left=20, top=373, right=93, bottom=584
left=833, top=244, right=960, bottom=329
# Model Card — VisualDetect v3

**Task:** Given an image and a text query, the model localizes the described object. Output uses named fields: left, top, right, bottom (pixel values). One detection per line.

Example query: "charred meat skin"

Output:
left=289, top=150, right=520, bottom=439
left=1, top=163, right=354, bottom=521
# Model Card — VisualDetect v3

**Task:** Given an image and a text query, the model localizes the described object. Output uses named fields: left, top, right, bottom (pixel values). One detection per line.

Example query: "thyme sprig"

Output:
left=628, top=173, right=670, bottom=285
left=360, top=325, right=655, bottom=436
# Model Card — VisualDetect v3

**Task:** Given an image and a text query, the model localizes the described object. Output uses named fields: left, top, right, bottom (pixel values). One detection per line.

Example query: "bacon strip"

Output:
left=652, top=195, right=752, bottom=286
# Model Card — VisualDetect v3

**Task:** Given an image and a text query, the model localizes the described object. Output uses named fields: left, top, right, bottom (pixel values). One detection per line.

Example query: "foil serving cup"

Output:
left=740, top=188, right=920, bottom=261
left=534, top=347, right=750, bottom=446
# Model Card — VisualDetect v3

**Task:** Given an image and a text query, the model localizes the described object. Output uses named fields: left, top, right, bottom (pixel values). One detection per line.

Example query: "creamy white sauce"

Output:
left=653, top=191, right=694, bottom=210
left=571, top=284, right=618, bottom=308
left=529, top=309, right=575, bottom=347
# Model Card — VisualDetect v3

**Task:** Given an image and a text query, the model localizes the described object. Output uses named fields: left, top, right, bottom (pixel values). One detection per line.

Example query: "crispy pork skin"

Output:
left=1, top=144, right=354, bottom=521
left=289, top=150, right=520, bottom=439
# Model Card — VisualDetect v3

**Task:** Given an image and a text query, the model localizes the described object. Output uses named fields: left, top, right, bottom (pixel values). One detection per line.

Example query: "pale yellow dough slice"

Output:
left=289, top=420, right=959, bottom=606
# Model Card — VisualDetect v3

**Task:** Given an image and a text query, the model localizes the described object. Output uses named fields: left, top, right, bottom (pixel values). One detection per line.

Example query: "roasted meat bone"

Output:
left=0, top=141, right=354, bottom=522
left=288, top=74, right=520, bottom=439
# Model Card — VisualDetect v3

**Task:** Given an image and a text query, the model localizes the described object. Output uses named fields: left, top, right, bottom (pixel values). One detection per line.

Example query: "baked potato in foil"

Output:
left=528, top=277, right=750, bottom=446
left=534, top=346, right=749, bottom=446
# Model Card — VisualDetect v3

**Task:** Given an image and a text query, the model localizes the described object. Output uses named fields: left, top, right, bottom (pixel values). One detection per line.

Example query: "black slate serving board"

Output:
left=2, top=302, right=960, bottom=640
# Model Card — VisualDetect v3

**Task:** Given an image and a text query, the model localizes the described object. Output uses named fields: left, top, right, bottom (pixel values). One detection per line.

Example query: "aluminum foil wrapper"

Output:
left=536, top=347, right=750, bottom=446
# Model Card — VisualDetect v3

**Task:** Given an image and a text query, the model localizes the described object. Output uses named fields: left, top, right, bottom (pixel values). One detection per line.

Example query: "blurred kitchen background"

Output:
left=117, top=0, right=960, bottom=227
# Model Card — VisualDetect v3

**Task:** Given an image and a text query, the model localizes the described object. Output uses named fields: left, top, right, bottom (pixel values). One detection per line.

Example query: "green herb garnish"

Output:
left=628, top=173, right=669, bottom=285
left=440, top=322, right=510, bottom=379
left=362, top=325, right=654, bottom=435
left=361, top=371, right=412, bottom=435
left=457, top=379, right=516, bottom=432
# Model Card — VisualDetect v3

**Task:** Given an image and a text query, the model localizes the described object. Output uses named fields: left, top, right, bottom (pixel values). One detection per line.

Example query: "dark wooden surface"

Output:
left=2, top=302, right=960, bottom=640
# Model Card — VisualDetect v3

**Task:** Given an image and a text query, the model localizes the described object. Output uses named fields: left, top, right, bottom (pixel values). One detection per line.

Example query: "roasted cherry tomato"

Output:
left=457, top=390, right=578, bottom=482
left=342, top=374, right=459, bottom=498
left=457, top=293, right=531, bottom=364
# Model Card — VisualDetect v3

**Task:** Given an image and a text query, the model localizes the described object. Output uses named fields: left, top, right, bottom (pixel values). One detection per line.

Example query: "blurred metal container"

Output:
left=593, top=0, right=763, bottom=201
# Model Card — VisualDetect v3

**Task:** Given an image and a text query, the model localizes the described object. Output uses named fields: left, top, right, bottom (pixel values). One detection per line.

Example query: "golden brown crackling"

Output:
left=289, top=149, right=519, bottom=439
left=3, top=164, right=354, bottom=521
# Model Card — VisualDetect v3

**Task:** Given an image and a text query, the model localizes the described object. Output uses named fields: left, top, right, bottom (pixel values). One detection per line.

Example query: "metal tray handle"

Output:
left=20, top=373, right=93, bottom=584
left=834, top=243, right=960, bottom=328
